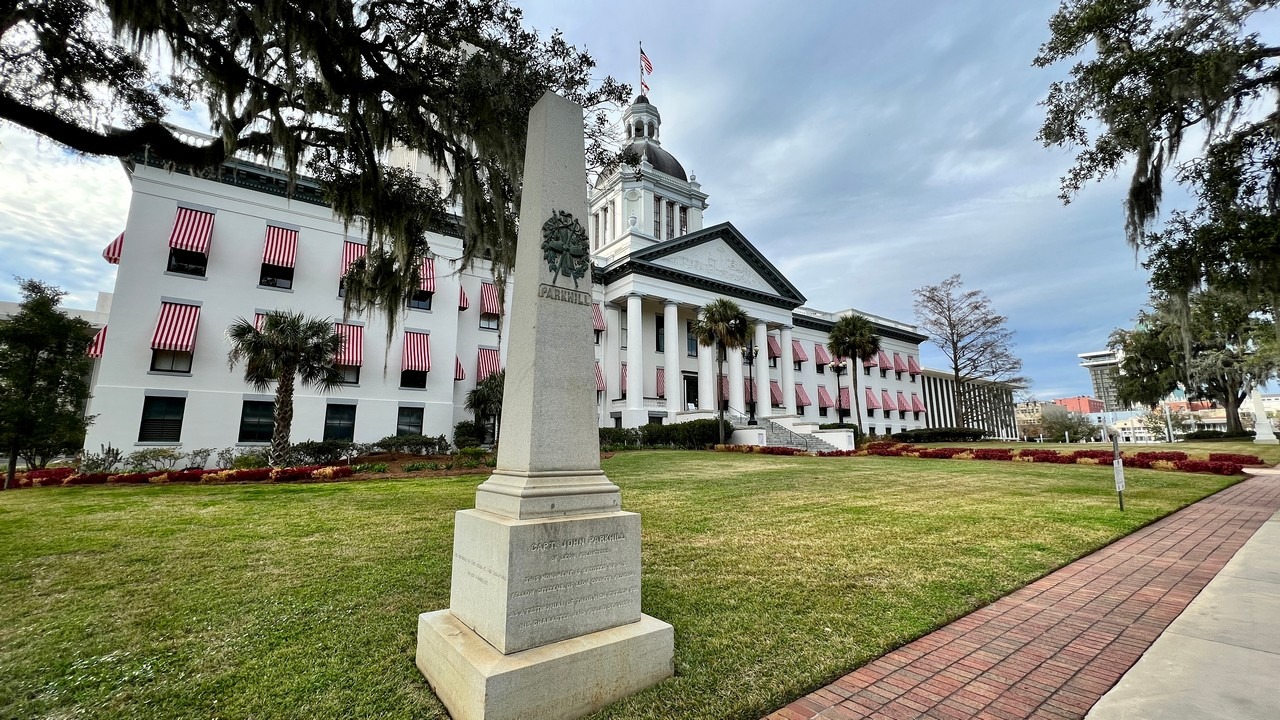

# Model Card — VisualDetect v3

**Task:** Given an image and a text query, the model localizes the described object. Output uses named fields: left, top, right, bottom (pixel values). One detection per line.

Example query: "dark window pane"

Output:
left=400, top=370, right=427, bottom=389
left=150, top=350, right=193, bottom=373
left=139, top=396, right=185, bottom=442
left=323, top=404, right=356, bottom=441
left=167, top=248, right=208, bottom=276
left=259, top=263, right=294, bottom=289
left=397, top=407, right=424, bottom=436
left=238, top=400, right=274, bottom=442
left=409, top=290, right=433, bottom=310
left=339, top=365, right=360, bottom=385
left=479, top=313, right=500, bottom=330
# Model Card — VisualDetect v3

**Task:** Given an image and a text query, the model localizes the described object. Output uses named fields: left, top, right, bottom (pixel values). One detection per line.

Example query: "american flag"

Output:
left=640, top=47, right=653, bottom=74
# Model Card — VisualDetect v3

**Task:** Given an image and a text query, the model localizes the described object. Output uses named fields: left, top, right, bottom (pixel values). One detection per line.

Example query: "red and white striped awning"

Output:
left=620, top=362, right=628, bottom=390
left=863, top=387, right=881, bottom=410
left=402, top=331, right=431, bottom=372
left=151, top=302, right=201, bottom=352
left=595, top=361, right=605, bottom=391
left=814, top=343, right=832, bottom=365
left=656, top=367, right=666, bottom=398
left=881, top=390, right=896, bottom=411
left=341, top=241, right=367, bottom=275
left=459, top=285, right=470, bottom=310
left=816, top=386, right=834, bottom=409
left=102, top=233, right=123, bottom=265
left=877, top=350, right=892, bottom=368
left=863, top=353, right=877, bottom=367
left=455, top=356, right=466, bottom=381
left=767, top=335, right=782, bottom=359
left=592, top=303, right=606, bottom=331
left=769, top=380, right=783, bottom=405
left=480, top=282, right=501, bottom=314
left=335, top=323, right=364, bottom=366
left=839, top=387, right=851, bottom=410
left=419, top=257, right=435, bottom=292
left=912, top=395, right=928, bottom=413
left=795, top=384, right=812, bottom=407
left=169, top=207, right=215, bottom=253
left=87, top=326, right=106, bottom=358
left=897, top=391, right=910, bottom=411
left=262, top=226, right=298, bottom=267
left=477, top=347, right=501, bottom=381
left=791, top=339, right=809, bottom=362
left=908, top=355, right=922, bottom=375
left=253, top=313, right=266, bottom=331
left=893, top=353, right=909, bottom=373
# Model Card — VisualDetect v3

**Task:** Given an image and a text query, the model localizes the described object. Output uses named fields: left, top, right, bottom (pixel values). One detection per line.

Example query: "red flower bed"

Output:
left=1133, top=451, right=1188, bottom=462
left=971, top=448, right=1013, bottom=461
left=109, top=471, right=168, bottom=483
left=64, top=472, right=112, bottom=485
left=270, top=464, right=329, bottom=481
left=816, top=449, right=857, bottom=457
left=865, top=441, right=900, bottom=451
left=917, top=448, right=968, bottom=459
left=24, top=467, right=76, bottom=482
left=1208, top=453, right=1265, bottom=465
left=1019, top=449, right=1075, bottom=464
left=1174, top=460, right=1244, bottom=475
left=167, top=469, right=210, bottom=483
left=757, top=446, right=802, bottom=455
left=1070, top=450, right=1114, bottom=461
left=1122, top=456, right=1153, bottom=469
left=223, top=468, right=273, bottom=482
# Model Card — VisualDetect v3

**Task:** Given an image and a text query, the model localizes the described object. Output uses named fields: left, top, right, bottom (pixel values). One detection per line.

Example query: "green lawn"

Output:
left=0, top=452, right=1244, bottom=719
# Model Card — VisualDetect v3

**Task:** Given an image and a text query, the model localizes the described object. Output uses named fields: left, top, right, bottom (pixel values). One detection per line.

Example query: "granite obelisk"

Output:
left=416, top=92, right=673, bottom=720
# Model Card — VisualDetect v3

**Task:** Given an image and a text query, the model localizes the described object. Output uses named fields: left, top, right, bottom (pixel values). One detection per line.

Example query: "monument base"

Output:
left=1254, top=437, right=1279, bottom=444
left=416, top=610, right=674, bottom=720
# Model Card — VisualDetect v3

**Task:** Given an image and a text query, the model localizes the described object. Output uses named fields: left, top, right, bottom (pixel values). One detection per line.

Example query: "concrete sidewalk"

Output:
left=1086, top=482, right=1280, bottom=719
left=765, top=470, right=1280, bottom=720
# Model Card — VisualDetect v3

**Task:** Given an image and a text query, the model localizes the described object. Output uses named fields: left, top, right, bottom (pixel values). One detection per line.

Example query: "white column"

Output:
left=696, top=308, right=715, bottom=411
left=780, top=325, right=796, bottom=415
left=625, top=293, right=645, bottom=427
left=728, top=346, right=745, bottom=419
left=664, top=300, right=681, bottom=422
left=754, top=321, right=770, bottom=420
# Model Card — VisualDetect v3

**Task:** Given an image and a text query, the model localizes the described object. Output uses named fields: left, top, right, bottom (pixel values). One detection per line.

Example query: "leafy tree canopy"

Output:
left=1041, top=411, right=1099, bottom=443
left=1, top=0, right=630, bottom=333
left=0, top=279, right=95, bottom=488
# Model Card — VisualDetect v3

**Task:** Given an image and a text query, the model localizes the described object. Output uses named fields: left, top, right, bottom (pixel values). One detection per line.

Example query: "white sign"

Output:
left=1113, top=458, right=1126, bottom=492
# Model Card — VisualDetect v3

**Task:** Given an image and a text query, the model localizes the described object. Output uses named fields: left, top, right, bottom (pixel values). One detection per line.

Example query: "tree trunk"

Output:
left=716, top=345, right=726, bottom=444
left=851, top=363, right=863, bottom=440
left=270, top=369, right=296, bottom=467
left=1223, top=391, right=1243, bottom=433
left=5, top=446, right=16, bottom=490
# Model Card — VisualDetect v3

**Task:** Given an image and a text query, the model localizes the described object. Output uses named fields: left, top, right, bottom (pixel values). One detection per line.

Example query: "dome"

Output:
left=628, top=139, right=687, bottom=182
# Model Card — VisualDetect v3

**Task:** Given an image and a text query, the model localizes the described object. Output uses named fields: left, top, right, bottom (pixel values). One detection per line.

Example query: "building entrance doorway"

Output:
left=683, top=373, right=698, bottom=410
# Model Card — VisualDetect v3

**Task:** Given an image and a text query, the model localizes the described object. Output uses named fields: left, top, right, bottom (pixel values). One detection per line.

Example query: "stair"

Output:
left=759, top=418, right=838, bottom=453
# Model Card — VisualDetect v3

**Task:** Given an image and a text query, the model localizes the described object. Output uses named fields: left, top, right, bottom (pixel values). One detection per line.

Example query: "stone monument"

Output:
left=1251, top=389, right=1277, bottom=444
left=416, top=92, right=674, bottom=720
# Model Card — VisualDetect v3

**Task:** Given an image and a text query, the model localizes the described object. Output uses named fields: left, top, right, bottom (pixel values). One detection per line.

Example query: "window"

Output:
left=594, top=329, right=603, bottom=345
left=621, top=321, right=628, bottom=350
left=899, top=410, right=907, bottom=420
left=653, top=195, right=662, bottom=237
left=339, top=365, right=361, bottom=385
left=867, top=407, right=875, bottom=418
left=769, top=357, right=778, bottom=369
left=817, top=364, right=825, bottom=375
left=911, top=374, right=916, bottom=383
left=869, top=426, right=877, bottom=436
left=238, top=401, right=274, bottom=443
left=819, top=406, right=828, bottom=417
left=913, top=411, right=921, bottom=421
left=679, top=206, right=688, bottom=235
left=139, top=396, right=185, bottom=442
left=479, top=313, right=500, bottom=330
left=167, top=248, right=207, bottom=276
left=324, top=404, right=356, bottom=441
left=687, top=321, right=698, bottom=356
left=665, top=201, right=675, bottom=240
left=794, top=361, right=802, bottom=372
left=895, top=370, right=903, bottom=381
left=864, top=365, right=871, bottom=376
left=400, top=370, right=427, bottom=389
left=655, top=315, right=664, bottom=353
left=397, top=407, right=424, bottom=436
left=880, top=368, right=888, bottom=378
left=259, top=263, right=293, bottom=289
left=150, top=349, right=193, bottom=373
left=883, top=409, right=891, bottom=419
left=409, top=290, right=433, bottom=311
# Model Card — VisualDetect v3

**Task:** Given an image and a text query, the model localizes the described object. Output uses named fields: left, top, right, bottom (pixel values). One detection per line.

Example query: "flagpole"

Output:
left=639, top=41, right=643, bottom=96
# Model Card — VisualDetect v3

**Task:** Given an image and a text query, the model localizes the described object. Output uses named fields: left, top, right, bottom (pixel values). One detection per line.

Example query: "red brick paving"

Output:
left=764, top=474, right=1280, bottom=720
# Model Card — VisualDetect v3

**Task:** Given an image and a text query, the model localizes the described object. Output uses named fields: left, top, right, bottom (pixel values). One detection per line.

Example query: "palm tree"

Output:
left=691, top=298, right=750, bottom=443
left=227, top=311, right=345, bottom=466
left=465, top=369, right=505, bottom=448
left=827, top=313, right=881, bottom=438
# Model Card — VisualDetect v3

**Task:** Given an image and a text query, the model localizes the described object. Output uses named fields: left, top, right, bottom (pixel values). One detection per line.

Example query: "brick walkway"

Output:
left=765, top=473, right=1280, bottom=720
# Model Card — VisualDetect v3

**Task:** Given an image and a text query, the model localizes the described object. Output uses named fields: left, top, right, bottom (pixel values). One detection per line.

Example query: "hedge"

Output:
left=600, top=419, right=731, bottom=450
left=1182, top=429, right=1256, bottom=440
left=890, top=427, right=986, bottom=443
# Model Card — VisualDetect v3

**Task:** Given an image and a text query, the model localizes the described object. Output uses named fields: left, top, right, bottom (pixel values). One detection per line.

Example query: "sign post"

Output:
left=1111, top=432, right=1125, bottom=511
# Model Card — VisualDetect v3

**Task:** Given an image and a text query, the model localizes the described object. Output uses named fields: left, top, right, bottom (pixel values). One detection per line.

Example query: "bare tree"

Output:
left=913, top=275, right=1025, bottom=428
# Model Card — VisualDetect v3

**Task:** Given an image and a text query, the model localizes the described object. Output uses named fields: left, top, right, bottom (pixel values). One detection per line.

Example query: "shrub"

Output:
left=600, top=427, right=643, bottom=447
left=62, top=472, right=112, bottom=485
left=1122, top=456, right=1153, bottom=469
left=916, top=447, right=969, bottom=459
left=1016, top=449, right=1065, bottom=463
left=109, top=471, right=166, bottom=483
left=890, top=427, right=986, bottom=443
left=403, top=461, right=438, bottom=472
left=167, top=469, right=209, bottom=483
left=1133, top=451, right=1188, bottom=462
left=375, top=434, right=450, bottom=455
left=79, top=444, right=123, bottom=473
left=757, top=446, right=801, bottom=455
left=1070, top=450, right=1115, bottom=462
left=638, top=419, right=732, bottom=449
left=453, top=420, right=484, bottom=449
left=1076, top=457, right=1101, bottom=465
left=311, top=466, right=354, bottom=480
left=1183, top=429, right=1255, bottom=441
left=816, top=449, right=857, bottom=457
left=972, top=448, right=1014, bottom=461
left=269, top=465, right=327, bottom=482
left=289, top=440, right=351, bottom=465
left=456, top=447, right=488, bottom=461
left=353, top=462, right=389, bottom=474
left=1174, top=459, right=1243, bottom=475
left=230, top=449, right=270, bottom=469
left=25, top=467, right=75, bottom=483
left=123, top=448, right=184, bottom=471
left=184, top=448, right=215, bottom=468
left=1208, top=453, right=1265, bottom=465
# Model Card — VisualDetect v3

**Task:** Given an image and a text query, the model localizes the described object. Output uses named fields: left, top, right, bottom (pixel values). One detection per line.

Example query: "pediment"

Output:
left=627, top=222, right=806, bottom=305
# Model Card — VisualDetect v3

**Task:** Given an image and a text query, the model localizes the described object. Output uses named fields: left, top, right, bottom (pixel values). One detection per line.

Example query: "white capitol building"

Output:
left=80, top=95, right=1016, bottom=455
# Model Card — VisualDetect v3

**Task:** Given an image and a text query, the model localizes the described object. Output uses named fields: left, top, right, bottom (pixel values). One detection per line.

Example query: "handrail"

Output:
left=761, top=418, right=829, bottom=452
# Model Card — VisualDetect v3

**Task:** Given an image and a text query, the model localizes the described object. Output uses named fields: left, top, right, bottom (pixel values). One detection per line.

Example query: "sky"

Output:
left=0, top=0, right=1170, bottom=400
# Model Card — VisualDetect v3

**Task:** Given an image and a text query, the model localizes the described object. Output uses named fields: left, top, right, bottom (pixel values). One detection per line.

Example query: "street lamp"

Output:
left=830, top=359, right=847, bottom=424
left=746, top=342, right=759, bottom=425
